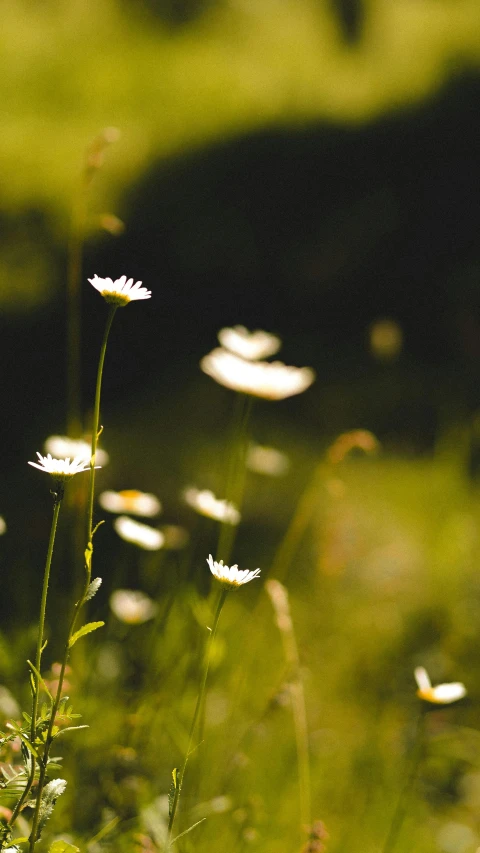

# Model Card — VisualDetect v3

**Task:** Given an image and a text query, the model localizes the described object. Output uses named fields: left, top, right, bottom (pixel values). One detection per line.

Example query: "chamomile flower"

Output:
left=200, top=348, right=315, bottom=400
left=44, top=435, right=109, bottom=467
left=88, top=274, right=151, bottom=306
left=218, top=325, right=281, bottom=361
left=207, top=554, right=261, bottom=587
left=246, top=443, right=290, bottom=476
left=114, top=516, right=164, bottom=551
left=99, top=489, right=161, bottom=517
left=110, top=589, right=158, bottom=624
left=183, top=487, right=240, bottom=525
left=414, top=666, right=467, bottom=705
left=28, top=452, right=97, bottom=480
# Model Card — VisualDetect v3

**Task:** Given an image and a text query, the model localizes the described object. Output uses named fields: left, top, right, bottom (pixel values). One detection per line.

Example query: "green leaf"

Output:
left=168, top=767, right=180, bottom=818
left=69, top=621, right=104, bottom=648
left=27, top=660, right=53, bottom=701
left=169, top=818, right=206, bottom=847
left=49, top=841, right=80, bottom=853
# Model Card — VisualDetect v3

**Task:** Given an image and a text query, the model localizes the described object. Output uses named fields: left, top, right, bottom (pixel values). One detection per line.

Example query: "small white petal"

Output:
left=414, top=666, right=431, bottom=692
left=28, top=452, right=98, bottom=479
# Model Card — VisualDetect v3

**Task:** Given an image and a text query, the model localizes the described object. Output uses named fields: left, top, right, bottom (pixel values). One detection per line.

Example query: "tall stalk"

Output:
left=9, top=491, right=63, bottom=826
left=167, top=587, right=229, bottom=846
left=28, top=306, right=117, bottom=851
left=382, top=710, right=425, bottom=853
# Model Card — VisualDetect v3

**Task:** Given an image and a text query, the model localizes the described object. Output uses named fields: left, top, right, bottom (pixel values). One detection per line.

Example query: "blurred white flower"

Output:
left=201, top=348, right=315, bottom=400
left=100, top=489, right=161, bottom=517
left=414, top=666, right=466, bottom=705
left=88, top=274, right=151, bottom=306
left=218, top=325, right=281, bottom=361
left=114, top=516, right=164, bottom=550
left=44, top=434, right=109, bottom=467
left=246, top=443, right=290, bottom=476
left=183, top=487, right=240, bottom=525
left=28, top=452, right=98, bottom=479
left=110, top=589, right=158, bottom=624
left=207, top=554, right=261, bottom=587
left=0, top=517, right=6, bottom=535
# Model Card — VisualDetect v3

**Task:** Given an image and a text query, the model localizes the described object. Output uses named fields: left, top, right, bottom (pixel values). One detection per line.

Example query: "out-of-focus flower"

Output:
left=207, top=554, right=261, bottom=587
left=28, top=452, right=98, bottom=480
left=201, top=348, right=315, bottom=400
left=301, top=820, right=329, bottom=853
left=110, top=589, right=158, bottom=624
left=183, top=487, right=240, bottom=525
left=326, top=430, right=379, bottom=465
left=0, top=517, right=6, bottom=535
left=218, top=325, right=281, bottom=361
left=159, top=524, right=190, bottom=550
left=44, top=434, right=109, bottom=467
left=414, top=666, right=467, bottom=705
left=369, top=318, right=403, bottom=361
left=99, top=489, right=161, bottom=517
left=246, top=443, right=290, bottom=476
left=88, top=274, right=151, bottom=306
left=114, top=516, right=164, bottom=551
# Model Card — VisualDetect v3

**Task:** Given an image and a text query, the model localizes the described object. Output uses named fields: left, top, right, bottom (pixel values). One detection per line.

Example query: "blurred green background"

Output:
left=2, top=1, right=480, bottom=851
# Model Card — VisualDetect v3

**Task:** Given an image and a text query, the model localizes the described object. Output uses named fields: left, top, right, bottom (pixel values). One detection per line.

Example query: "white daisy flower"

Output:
left=110, top=589, right=158, bottom=624
left=200, top=348, right=315, bottom=400
left=218, top=325, right=281, bottom=361
left=183, top=487, right=240, bottom=525
left=28, top=452, right=98, bottom=479
left=207, top=554, right=261, bottom=587
left=88, top=274, right=151, bottom=306
left=414, top=666, right=467, bottom=705
left=114, top=516, right=164, bottom=551
left=246, top=443, right=290, bottom=476
left=44, top=434, right=109, bottom=467
left=99, top=489, right=161, bottom=517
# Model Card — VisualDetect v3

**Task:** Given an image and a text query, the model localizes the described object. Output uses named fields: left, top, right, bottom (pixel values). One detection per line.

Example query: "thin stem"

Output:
left=87, top=304, right=117, bottom=541
left=216, top=394, right=253, bottom=565
left=266, top=580, right=311, bottom=829
left=382, top=710, right=425, bottom=853
left=167, top=586, right=229, bottom=846
left=9, top=493, right=63, bottom=826
left=28, top=307, right=117, bottom=851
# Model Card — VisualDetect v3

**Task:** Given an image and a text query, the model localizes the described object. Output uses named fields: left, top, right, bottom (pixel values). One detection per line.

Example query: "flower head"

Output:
left=201, top=348, right=315, bottom=400
left=414, top=666, right=467, bottom=705
left=114, top=516, right=164, bottom=550
left=88, top=274, right=151, bottom=306
left=207, top=554, right=261, bottom=587
left=218, top=325, right=281, bottom=361
left=110, top=589, right=158, bottom=624
left=183, top=487, right=240, bottom=525
left=99, top=489, right=161, bottom=517
left=246, top=443, right=290, bottom=476
left=44, top=434, right=109, bottom=467
left=28, top=452, right=98, bottom=480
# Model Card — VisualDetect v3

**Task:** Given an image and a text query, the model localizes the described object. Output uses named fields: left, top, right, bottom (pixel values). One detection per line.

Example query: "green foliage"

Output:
left=68, top=622, right=104, bottom=649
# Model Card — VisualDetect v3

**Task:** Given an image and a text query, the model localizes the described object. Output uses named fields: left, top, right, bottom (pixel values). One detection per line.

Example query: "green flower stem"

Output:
left=382, top=709, right=426, bottom=853
left=87, top=303, right=117, bottom=541
left=216, top=393, right=253, bottom=566
left=167, top=586, right=229, bottom=846
left=28, top=306, right=118, bottom=851
left=9, top=492, right=63, bottom=827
